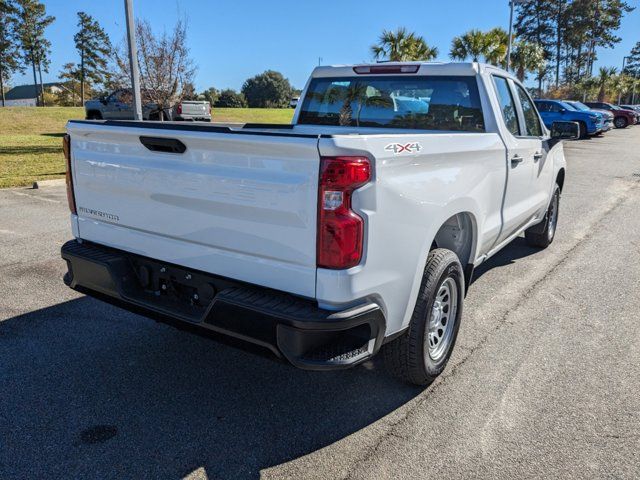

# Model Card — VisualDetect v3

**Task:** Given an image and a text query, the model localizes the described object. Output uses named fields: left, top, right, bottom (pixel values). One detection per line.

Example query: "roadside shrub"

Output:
left=214, top=89, right=247, bottom=108
left=241, top=70, right=293, bottom=108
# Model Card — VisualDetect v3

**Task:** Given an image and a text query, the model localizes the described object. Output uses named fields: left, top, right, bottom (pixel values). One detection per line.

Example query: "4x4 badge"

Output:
left=385, top=142, right=423, bottom=155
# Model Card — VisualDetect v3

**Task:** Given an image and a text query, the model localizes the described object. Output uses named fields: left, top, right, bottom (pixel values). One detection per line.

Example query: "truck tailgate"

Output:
left=180, top=101, right=209, bottom=116
left=67, top=121, right=320, bottom=297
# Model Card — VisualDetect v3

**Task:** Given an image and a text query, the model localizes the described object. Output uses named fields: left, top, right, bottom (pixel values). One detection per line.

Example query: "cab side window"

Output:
left=515, top=84, right=543, bottom=137
left=493, top=76, right=520, bottom=136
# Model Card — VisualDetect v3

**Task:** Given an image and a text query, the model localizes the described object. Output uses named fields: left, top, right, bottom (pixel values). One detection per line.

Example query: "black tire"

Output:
left=578, top=121, right=588, bottom=139
left=614, top=116, right=628, bottom=129
left=384, top=248, right=464, bottom=386
left=525, top=184, right=560, bottom=248
left=86, top=110, right=102, bottom=120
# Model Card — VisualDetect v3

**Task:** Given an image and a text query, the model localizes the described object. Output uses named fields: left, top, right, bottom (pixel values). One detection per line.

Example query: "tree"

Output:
left=215, top=89, right=246, bottom=108
left=596, top=66, right=617, bottom=101
left=371, top=27, right=438, bottom=62
left=515, top=0, right=633, bottom=88
left=201, top=87, right=219, bottom=106
left=584, top=0, right=633, bottom=76
left=242, top=70, right=292, bottom=108
left=59, top=62, right=82, bottom=106
left=74, top=12, right=111, bottom=106
left=511, top=41, right=546, bottom=82
left=114, top=18, right=196, bottom=119
left=515, top=0, right=558, bottom=93
left=484, top=27, right=508, bottom=67
left=450, top=29, right=491, bottom=63
left=14, top=0, right=54, bottom=107
left=611, top=73, right=633, bottom=103
left=0, top=0, right=23, bottom=106
left=450, top=28, right=507, bottom=65
left=625, top=41, right=640, bottom=76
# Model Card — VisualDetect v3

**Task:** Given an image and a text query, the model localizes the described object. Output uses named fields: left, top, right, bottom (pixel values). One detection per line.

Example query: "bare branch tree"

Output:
left=113, top=17, right=196, bottom=119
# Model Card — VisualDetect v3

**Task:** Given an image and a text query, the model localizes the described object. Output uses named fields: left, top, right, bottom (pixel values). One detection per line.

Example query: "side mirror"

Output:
left=549, top=121, right=579, bottom=147
left=559, top=108, right=567, bottom=113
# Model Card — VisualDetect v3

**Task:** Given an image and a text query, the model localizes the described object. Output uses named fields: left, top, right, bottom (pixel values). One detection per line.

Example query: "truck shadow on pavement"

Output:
left=0, top=237, right=537, bottom=479
left=471, top=236, right=540, bottom=284
left=0, top=296, right=420, bottom=479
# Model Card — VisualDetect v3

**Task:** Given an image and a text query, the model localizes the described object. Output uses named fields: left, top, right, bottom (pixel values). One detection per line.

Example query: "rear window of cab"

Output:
left=298, top=75, right=485, bottom=132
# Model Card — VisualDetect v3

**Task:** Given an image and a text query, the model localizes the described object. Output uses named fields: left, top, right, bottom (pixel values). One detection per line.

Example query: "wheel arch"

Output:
left=556, top=167, right=566, bottom=192
left=431, top=211, right=478, bottom=289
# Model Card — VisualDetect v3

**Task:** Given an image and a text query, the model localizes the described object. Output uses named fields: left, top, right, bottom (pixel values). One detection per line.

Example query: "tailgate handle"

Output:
left=139, top=136, right=187, bottom=154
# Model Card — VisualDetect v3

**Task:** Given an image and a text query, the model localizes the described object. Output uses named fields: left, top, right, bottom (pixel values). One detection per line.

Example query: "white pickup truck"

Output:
left=61, top=62, right=578, bottom=385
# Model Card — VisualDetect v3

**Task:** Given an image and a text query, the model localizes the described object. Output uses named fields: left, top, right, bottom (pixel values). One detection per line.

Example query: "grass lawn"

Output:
left=0, top=106, right=294, bottom=188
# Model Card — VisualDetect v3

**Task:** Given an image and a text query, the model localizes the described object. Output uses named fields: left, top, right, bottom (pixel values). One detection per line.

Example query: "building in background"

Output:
left=3, top=83, right=63, bottom=106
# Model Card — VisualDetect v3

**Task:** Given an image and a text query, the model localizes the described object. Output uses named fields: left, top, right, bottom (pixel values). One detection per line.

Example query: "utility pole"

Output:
left=124, top=0, right=142, bottom=120
left=506, top=0, right=525, bottom=72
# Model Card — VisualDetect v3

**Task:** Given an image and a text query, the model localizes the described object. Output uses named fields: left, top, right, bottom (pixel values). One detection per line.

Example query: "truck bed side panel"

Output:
left=316, top=132, right=506, bottom=333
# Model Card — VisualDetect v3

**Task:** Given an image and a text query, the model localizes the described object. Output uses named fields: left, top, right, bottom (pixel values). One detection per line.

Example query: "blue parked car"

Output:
left=534, top=99, right=603, bottom=139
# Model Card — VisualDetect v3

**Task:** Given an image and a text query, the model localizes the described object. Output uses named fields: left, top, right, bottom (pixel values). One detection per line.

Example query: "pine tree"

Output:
left=74, top=12, right=112, bottom=106
left=514, top=0, right=555, bottom=94
left=625, top=41, right=640, bottom=76
left=14, top=0, right=54, bottom=107
left=0, top=0, right=23, bottom=106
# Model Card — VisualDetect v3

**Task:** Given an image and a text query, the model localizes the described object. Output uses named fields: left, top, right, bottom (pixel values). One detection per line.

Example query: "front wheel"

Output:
left=525, top=184, right=560, bottom=248
left=384, top=249, right=464, bottom=386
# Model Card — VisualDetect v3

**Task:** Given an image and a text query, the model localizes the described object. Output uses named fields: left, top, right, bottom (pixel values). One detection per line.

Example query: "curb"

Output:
left=32, top=178, right=66, bottom=189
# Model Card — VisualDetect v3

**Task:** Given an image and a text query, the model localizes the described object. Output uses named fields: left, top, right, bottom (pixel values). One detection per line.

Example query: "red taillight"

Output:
left=63, top=134, right=77, bottom=215
left=177, top=103, right=182, bottom=114
left=317, top=156, right=371, bottom=269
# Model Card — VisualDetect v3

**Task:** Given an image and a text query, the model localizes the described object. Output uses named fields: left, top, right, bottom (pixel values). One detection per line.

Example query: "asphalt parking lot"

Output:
left=1, top=127, right=640, bottom=479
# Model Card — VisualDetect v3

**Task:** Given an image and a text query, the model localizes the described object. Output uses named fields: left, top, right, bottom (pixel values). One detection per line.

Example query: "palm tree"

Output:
left=611, top=73, right=633, bottom=104
left=371, top=27, right=438, bottom=62
left=596, top=67, right=617, bottom=101
left=576, top=75, right=597, bottom=102
left=449, top=29, right=490, bottom=63
left=484, top=27, right=508, bottom=67
left=511, top=41, right=546, bottom=82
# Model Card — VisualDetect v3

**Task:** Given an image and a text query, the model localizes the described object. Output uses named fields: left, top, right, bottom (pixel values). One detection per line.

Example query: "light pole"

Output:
left=124, top=0, right=143, bottom=121
left=506, top=0, right=525, bottom=72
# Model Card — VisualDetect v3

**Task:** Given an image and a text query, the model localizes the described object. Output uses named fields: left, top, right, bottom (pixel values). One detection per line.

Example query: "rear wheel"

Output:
left=525, top=184, right=560, bottom=248
left=384, top=249, right=464, bottom=386
left=614, top=116, right=628, bottom=128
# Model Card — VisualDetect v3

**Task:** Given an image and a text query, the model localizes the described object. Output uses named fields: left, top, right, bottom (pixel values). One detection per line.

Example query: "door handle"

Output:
left=511, top=154, right=524, bottom=165
left=533, top=152, right=543, bottom=162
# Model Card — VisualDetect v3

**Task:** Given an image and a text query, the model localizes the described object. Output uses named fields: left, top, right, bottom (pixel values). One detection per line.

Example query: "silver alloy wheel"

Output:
left=547, top=192, right=559, bottom=241
left=426, top=277, right=458, bottom=361
left=614, top=117, right=626, bottom=128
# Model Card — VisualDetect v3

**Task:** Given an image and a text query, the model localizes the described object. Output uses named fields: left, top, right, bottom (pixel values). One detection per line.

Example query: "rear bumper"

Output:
left=61, top=240, right=385, bottom=370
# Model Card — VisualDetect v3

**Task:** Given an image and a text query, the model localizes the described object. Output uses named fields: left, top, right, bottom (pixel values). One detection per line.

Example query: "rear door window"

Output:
left=514, top=84, right=543, bottom=137
left=298, top=75, right=485, bottom=132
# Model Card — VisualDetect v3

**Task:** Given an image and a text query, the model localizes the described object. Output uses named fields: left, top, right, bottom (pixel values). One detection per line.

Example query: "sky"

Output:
left=11, top=0, right=640, bottom=92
